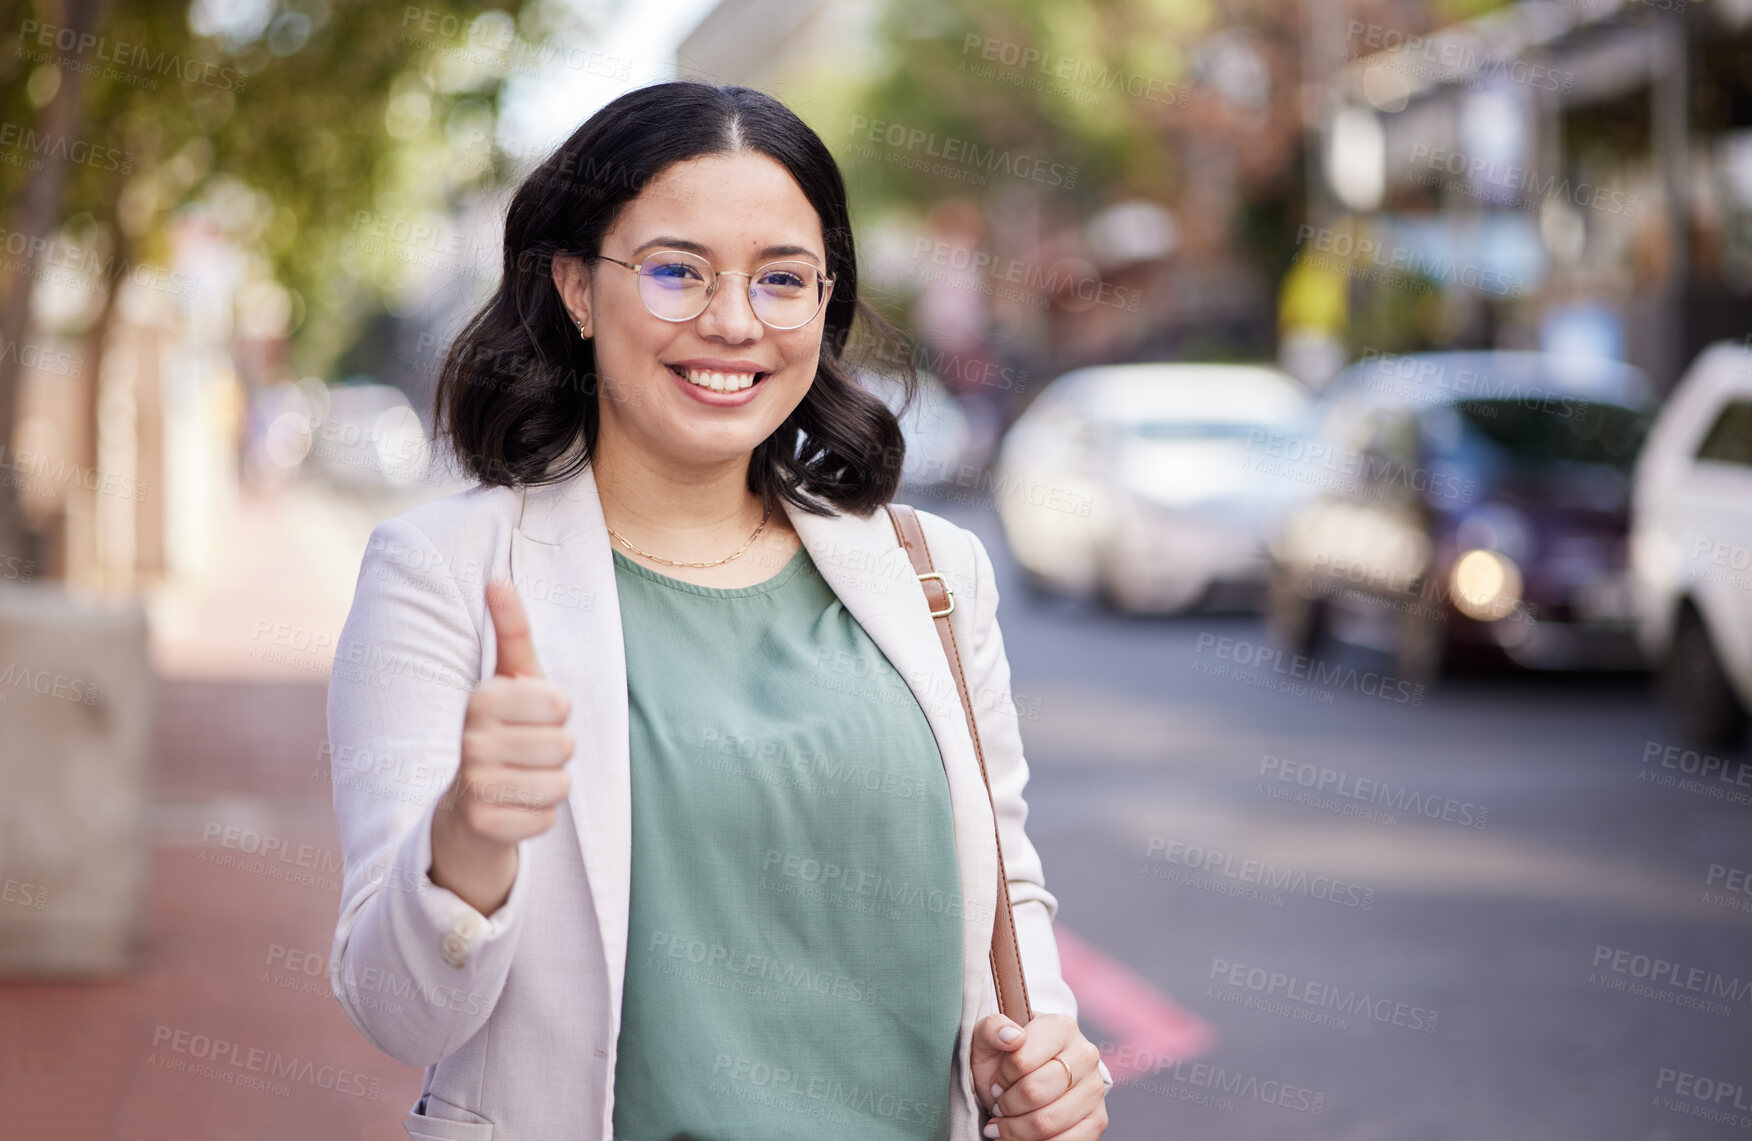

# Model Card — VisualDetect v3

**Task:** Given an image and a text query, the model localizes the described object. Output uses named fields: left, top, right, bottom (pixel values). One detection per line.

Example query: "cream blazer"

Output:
left=326, top=461, right=1109, bottom=1141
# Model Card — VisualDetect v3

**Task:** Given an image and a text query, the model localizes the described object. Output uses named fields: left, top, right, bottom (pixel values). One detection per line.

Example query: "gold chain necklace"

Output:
left=608, top=503, right=772, bottom=568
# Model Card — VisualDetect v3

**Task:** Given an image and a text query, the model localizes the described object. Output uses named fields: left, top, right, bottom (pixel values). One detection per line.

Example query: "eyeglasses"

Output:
left=592, top=249, right=835, bottom=331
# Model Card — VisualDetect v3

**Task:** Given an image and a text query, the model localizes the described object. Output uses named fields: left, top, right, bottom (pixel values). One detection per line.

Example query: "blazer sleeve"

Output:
left=960, top=527, right=1113, bottom=1089
left=326, top=514, right=536, bottom=1066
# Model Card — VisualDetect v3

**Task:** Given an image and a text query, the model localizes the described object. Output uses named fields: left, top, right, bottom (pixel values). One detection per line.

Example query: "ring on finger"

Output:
left=1050, top=1053, right=1074, bottom=1096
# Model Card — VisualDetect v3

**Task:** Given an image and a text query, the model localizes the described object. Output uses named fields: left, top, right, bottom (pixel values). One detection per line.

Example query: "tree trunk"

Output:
left=0, top=0, right=107, bottom=568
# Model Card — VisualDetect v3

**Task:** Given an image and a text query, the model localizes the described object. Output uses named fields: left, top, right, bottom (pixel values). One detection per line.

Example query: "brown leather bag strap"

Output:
left=885, top=502, right=1033, bottom=1026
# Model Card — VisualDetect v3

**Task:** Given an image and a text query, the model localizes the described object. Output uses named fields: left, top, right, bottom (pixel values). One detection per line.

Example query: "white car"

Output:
left=1631, top=339, right=1752, bottom=746
left=994, top=363, right=1314, bottom=613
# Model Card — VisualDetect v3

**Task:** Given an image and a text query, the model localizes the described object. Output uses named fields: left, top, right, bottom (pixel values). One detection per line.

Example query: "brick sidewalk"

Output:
left=3, top=481, right=447, bottom=1139
left=2, top=679, right=428, bottom=1140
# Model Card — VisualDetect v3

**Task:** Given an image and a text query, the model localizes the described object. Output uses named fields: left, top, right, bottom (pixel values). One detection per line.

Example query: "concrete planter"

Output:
left=0, top=583, right=152, bottom=976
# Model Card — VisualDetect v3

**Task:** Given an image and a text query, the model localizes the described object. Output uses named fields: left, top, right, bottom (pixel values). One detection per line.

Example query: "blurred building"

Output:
left=1308, top=0, right=1752, bottom=392
left=677, top=0, right=1319, bottom=392
left=674, top=0, right=882, bottom=94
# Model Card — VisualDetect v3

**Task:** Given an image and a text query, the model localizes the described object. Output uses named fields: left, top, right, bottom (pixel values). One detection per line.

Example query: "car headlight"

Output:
left=1450, top=549, right=1523, bottom=622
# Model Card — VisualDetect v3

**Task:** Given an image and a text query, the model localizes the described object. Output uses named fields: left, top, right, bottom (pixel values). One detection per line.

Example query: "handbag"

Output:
left=884, top=503, right=1033, bottom=1026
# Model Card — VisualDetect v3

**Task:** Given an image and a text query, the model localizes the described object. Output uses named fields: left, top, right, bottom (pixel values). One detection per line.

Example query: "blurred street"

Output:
left=934, top=500, right=1752, bottom=1140
left=7, top=481, right=1750, bottom=1138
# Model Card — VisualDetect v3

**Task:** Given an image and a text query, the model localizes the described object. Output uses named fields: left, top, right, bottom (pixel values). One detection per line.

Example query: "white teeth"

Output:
left=680, top=367, right=759, bottom=392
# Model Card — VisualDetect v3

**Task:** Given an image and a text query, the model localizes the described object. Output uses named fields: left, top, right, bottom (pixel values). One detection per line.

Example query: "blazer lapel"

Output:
left=508, top=464, right=635, bottom=1030
left=506, top=463, right=997, bottom=1055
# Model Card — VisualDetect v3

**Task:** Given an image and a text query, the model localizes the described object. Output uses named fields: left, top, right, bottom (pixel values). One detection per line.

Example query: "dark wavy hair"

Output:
left=433, top=81, right=915, bottom=517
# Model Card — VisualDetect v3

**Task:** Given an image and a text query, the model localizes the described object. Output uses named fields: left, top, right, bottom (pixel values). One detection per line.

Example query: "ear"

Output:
left=550, top=253, right=594, bottom=340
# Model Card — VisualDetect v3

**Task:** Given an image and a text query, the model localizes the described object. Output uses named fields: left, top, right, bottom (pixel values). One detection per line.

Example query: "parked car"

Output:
left=993, top=363, right=1315, bottom=613
left=1266, top=351, right=1656, bottom=679
left=1630, top=339, right=1752, bottom=747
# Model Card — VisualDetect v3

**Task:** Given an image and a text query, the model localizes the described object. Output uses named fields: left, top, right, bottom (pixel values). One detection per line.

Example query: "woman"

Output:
left=327, top=81, right=1111, bottom=1141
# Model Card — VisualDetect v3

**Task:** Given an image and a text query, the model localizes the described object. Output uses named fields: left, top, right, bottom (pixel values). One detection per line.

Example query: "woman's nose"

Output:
left=696, top=274, right=763, bottom=339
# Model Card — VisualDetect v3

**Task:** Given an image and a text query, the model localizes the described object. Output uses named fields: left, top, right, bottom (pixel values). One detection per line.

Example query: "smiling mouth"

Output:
left=667, top=364, right=769, bottom=393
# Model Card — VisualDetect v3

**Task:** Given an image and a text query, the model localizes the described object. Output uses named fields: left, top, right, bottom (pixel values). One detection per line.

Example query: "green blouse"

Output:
left=609, top=541, right=963, bottom=1141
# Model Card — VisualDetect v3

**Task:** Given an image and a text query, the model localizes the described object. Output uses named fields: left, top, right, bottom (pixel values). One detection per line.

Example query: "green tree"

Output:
left=0, top=0, right=605, bottom=568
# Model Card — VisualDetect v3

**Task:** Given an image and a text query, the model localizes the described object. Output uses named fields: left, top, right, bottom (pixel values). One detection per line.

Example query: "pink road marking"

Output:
left=1054, top=925, right=1215, bottom=1085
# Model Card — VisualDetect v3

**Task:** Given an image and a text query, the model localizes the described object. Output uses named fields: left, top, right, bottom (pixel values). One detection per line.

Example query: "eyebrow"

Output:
left=627, top=235, right=825, bottom=263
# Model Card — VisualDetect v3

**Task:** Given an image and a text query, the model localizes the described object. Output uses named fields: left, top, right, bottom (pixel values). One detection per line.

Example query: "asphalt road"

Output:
left=927, top=499, right=1752, bottom=1141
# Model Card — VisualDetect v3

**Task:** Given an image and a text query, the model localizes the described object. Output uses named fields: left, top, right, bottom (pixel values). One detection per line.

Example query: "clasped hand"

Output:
left=971, top=1012, right=1109, bottom=1139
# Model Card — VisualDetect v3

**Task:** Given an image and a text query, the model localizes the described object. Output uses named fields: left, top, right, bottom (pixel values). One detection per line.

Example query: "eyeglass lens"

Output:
left=637, top=251, right=826, bottom=329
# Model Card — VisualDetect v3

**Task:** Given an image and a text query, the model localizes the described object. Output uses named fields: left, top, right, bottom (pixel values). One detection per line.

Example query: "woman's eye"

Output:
left=759, top=270, right=807, bottom=290
left=649, top=262, right=705, bottom=282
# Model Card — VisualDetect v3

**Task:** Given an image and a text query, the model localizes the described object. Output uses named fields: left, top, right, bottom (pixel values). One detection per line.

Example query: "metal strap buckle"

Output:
left=916, top=571, right=954, bottom=618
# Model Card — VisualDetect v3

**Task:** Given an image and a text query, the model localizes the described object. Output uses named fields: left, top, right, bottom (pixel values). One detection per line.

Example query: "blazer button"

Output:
left=454, top=912, right=484, bottom=940
left=440, top=932, right=469, bottom=969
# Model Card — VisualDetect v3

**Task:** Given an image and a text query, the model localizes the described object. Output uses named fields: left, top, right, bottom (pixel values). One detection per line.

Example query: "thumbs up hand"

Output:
left=430, top=580, right=575, bottom=917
